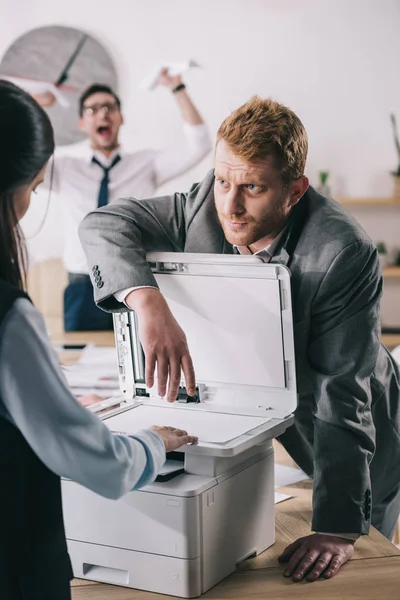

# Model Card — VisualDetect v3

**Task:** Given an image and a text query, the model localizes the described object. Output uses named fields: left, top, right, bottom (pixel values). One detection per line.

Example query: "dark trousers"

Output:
left=64, top=273, right=113, bottom=332
left=0, top=548, right=72, bottom=600
left=2, top=577, right=71, bottom=600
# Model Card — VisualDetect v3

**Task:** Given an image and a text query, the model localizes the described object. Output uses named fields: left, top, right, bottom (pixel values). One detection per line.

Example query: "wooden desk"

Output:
left=51, top=330, right=115, bottom=365
left=53, top=332, right=400, bottom=598
left=71, top=558, right=400, bottom=599
left=51, top=330, right=115, bottom=348
left=71, top=444, right=400, bottom=599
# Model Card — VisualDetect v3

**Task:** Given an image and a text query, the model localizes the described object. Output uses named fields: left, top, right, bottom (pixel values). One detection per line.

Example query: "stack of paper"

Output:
left=62, top=345, right=120, bottom=398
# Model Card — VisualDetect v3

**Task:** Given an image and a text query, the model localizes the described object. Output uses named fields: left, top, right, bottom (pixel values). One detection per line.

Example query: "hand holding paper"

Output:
left=0, top=75, right=70, bottom=108
left=139, top=59, right=201, bottom=91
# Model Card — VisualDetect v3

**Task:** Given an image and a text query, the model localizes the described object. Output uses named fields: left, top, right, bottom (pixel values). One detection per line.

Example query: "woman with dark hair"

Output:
left=0, top=81, right=197, bottom=600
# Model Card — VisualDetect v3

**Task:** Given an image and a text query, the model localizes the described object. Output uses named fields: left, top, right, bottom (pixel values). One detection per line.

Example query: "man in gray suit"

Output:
left=79, top=96, right=400, bottom=583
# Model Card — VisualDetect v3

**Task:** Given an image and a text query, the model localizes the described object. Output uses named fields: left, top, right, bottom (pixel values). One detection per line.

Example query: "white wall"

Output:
left=1, top=0, right=400, bottom=321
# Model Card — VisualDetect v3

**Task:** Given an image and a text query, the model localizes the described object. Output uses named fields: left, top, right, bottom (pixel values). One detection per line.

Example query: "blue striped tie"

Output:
left=92, top=154, right=121, bottom=208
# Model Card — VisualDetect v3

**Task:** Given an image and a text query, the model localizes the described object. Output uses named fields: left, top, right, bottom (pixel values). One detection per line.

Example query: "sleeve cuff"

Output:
left=129, top=429, right=166, bottom=487
left=316, top=532, right=360, bottom=541
left=114, top=286, right=157, bottom=306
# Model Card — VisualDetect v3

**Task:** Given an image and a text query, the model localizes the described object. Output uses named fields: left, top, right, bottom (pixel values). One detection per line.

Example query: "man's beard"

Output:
left=217, top=204, right=289, bottom=247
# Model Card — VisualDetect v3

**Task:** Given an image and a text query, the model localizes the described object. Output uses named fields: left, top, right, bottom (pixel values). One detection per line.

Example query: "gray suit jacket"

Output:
left=79, top=170, right=400, bottom=535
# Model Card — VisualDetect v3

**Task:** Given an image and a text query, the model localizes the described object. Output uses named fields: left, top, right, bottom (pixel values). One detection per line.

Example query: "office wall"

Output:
left=1, top=0, right=400, bottom=321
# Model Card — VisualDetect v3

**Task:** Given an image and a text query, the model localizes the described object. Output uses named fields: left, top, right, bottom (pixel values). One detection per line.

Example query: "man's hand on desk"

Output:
left=278, top=534, right=354, bottom=582
left=126, top=288, right=196, bottom=403
left=150, top=426, right=198, bottom=452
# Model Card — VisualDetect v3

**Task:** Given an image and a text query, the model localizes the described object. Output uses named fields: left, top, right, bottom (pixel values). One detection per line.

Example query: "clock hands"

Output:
left=55, top=34, right=88, bottom=86
left=1, top=34, right=87, bottom=108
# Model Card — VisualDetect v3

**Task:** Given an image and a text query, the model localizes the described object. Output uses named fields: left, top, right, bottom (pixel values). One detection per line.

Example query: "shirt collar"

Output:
left=233, top=225, right=287, bottom=260
left=85, top=144, right=124, bottom=166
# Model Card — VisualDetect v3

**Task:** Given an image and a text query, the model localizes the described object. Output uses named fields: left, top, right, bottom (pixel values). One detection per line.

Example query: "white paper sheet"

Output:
left=72, top=388, right=118, bottom=399
left=61, top=345, right=119, bottom=395
left=105, top=404, right=269, bottom=444
left=159, top=273, right=285, bottom=389
left=275, top=463, right=309, bottom=488
left=1, top=75, right=70, bottom=107
left=274, top=492, right=292, bottom=504
left=139, top=59, right=200, bottom=90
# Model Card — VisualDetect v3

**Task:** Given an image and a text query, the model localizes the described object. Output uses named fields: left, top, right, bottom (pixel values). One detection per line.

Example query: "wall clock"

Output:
left=0, top=25, right=118, bottom=145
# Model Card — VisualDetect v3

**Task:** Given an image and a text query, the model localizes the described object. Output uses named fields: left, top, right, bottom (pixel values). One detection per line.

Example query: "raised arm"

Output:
left=157, top=69, right=205, bottom=126
left=153, top=70, right=212, bottom=187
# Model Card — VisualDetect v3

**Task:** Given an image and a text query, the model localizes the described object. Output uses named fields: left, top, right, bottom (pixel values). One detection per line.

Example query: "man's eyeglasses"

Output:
left=82, top=102, right=119, bottom=116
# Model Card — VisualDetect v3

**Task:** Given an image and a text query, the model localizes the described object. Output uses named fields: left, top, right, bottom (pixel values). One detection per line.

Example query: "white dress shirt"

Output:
left=0, top=298, right=166, bottom=499
left=46, top=123, right=211, bottom=275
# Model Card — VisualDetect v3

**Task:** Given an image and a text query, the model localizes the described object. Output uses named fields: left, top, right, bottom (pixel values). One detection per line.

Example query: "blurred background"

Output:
left=1, top=0, right=400, bottom=333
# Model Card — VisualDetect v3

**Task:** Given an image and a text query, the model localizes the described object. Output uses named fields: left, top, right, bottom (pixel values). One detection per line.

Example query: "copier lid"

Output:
left=114, top=252, right=297, bottom=419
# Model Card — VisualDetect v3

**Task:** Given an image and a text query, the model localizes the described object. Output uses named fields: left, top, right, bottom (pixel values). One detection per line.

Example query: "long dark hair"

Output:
left=0, top=80, right=54, bottom=289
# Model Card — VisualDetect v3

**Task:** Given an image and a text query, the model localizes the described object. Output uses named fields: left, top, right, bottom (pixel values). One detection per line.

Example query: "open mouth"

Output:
left=97, top=125, right=112, bottom=136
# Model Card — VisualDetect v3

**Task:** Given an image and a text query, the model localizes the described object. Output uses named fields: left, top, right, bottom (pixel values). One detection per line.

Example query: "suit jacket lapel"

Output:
left=222, top=238, right=234, bottom=255
left=272, top=192, right=310, bottom=268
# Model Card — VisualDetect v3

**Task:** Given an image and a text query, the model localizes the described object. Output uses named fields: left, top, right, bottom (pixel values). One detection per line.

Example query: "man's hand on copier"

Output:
left=126, top=288, right=196, bottom=402
left=150, top=426, right=198, bottom=452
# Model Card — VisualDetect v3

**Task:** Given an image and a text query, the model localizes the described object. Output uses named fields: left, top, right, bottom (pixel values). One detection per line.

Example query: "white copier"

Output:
left=62, top=252, right=297, bottom=598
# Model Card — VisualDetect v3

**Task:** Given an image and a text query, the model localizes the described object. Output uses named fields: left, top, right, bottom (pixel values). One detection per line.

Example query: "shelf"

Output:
left=337, top=197, right=400, bottom=206
left=383, top=266, right=400, bottom=278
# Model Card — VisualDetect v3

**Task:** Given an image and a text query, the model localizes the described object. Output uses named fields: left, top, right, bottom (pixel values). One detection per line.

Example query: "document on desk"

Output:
left=106, top=405, right=270, bottom=444
left=62, top=345, right=120, bottom=396
left=273, top=464, right=309, bottom=504
left=274, top=463, right=309, bottom=488
left=274, top=492, right=292, bottom=504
